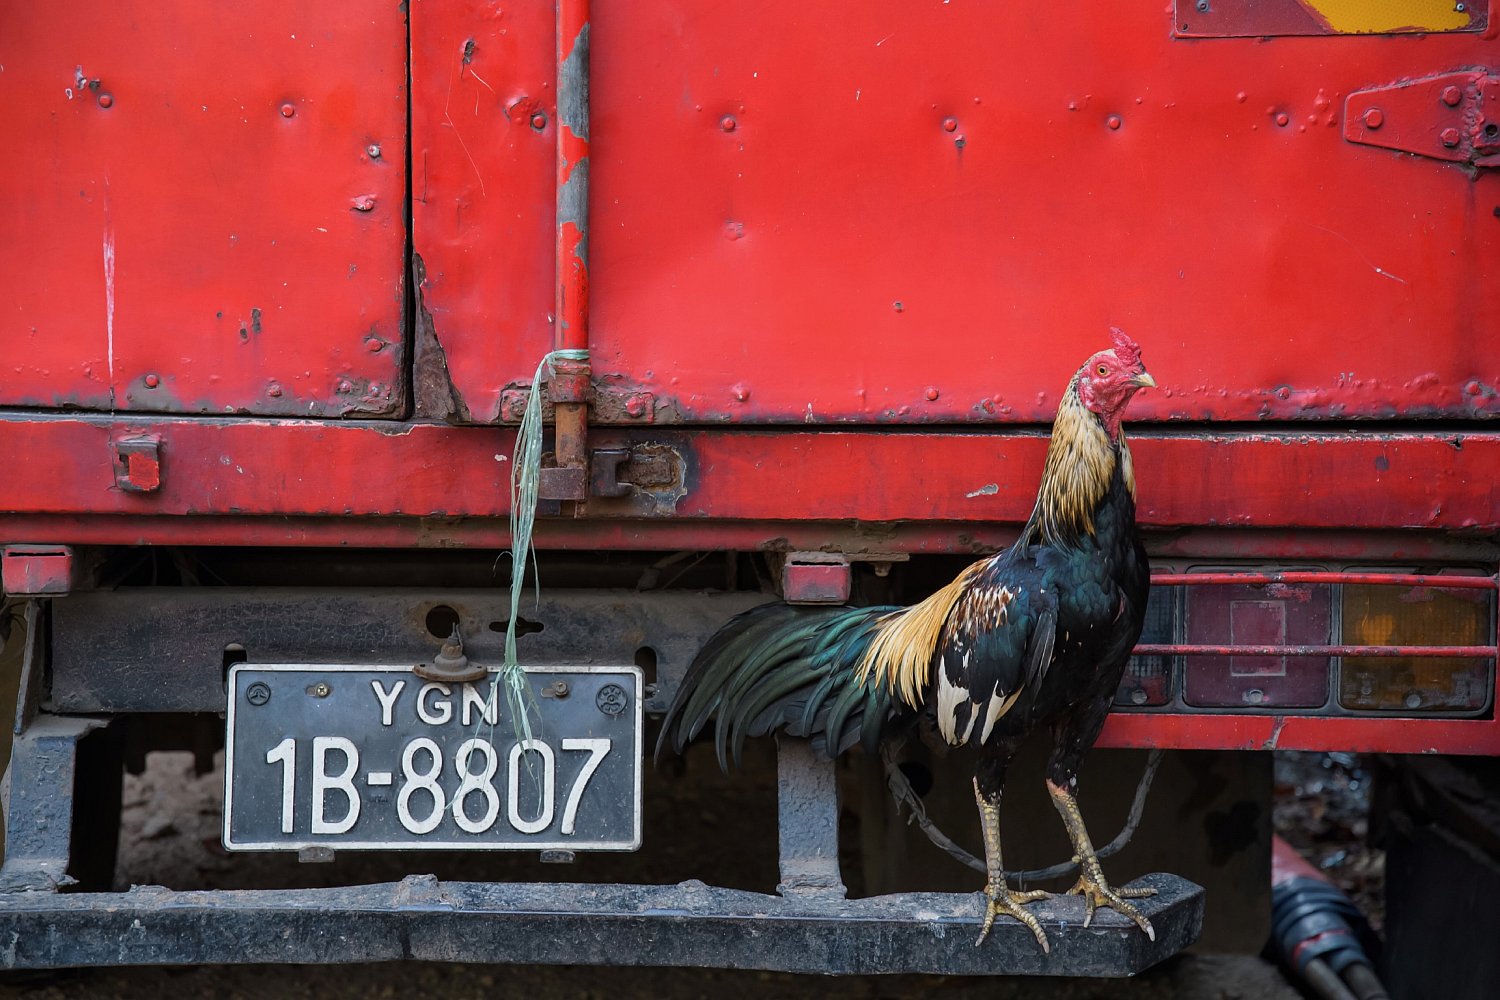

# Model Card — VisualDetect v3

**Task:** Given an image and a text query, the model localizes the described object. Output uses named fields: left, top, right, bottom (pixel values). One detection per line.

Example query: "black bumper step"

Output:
left=0, top=873, right=1201, bottom=974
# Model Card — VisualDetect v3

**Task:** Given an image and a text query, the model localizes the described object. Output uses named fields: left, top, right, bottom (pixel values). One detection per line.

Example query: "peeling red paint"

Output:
left=0, top=419, right=1494, bottom=532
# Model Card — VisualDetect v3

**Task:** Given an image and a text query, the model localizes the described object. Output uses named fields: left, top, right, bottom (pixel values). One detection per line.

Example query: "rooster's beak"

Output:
left=1131, top=371, right=1157, bottom=390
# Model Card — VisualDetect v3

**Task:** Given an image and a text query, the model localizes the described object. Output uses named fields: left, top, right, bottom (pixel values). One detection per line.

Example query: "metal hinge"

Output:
left=1344, top=70, right=1500, bottom=168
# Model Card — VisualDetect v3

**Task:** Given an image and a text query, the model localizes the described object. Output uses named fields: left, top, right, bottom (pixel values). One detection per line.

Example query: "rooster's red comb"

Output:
left=1109, top=327, right=1142, bottom=367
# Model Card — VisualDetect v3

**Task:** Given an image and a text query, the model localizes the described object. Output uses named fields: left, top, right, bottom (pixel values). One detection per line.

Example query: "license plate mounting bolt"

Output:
left=414, top=625, right=487, bottom=684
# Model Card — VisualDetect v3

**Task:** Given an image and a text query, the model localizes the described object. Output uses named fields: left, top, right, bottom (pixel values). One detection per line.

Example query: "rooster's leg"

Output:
left=973, top=777, right=1051, bottom=952
left=1045, top=778, right=1156, bottom=939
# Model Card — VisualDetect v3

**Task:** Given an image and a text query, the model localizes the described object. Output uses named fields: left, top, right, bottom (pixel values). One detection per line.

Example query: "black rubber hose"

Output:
left=883, top=745, right=1164, bottom=882
left=1270, top=876, right=1386, bottom=1000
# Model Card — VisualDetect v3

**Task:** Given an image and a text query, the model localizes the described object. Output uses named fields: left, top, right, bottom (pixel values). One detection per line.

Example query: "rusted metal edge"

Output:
left=2, top=421, right=1497, bottom=530
left=1099, top=713, right=1500, bottom=755
left=1134, top=644, right=1494, bottom=659
left=1152, top=572, right=1498, bottom=589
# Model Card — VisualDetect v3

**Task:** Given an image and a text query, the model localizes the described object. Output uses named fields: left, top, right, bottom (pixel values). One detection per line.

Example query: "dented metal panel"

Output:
left=0, top=2, right=408, bottom=417
left=412, top=3, right=1498, bottom=425
left=409, top=0, right=557, bottom=423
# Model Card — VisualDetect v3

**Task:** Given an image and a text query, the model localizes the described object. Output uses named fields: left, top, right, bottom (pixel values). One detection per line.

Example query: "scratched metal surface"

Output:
left=0, top=2, right=408, bottom=417
left=412, top=2, right=1498, bottom=425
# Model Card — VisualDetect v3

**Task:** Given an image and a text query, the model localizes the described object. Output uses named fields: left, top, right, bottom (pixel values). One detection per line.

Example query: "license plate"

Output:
left=223, top=664, right=642, bottom=852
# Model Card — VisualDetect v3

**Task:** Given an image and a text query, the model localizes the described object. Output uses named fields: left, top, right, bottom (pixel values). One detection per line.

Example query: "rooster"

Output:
left=657, top=328, right=1157, bottom=952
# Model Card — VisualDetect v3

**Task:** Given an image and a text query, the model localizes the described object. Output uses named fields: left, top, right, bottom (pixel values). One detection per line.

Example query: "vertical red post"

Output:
left=552, top=0, right=591, bottom=493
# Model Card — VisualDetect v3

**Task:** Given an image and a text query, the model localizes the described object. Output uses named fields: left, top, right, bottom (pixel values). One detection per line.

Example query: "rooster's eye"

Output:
left=1096, top=365, right=1108, bottom=376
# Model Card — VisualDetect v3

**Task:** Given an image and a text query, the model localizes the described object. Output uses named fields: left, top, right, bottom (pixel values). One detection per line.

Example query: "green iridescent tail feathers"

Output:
left=655, top=602, right=901, bottom=771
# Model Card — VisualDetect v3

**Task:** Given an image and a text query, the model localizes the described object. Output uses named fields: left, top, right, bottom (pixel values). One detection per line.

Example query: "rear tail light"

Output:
left=1182, top=579, right=1331, bottom=708
left=1339, top=583, right=1492, bottom=712
left=1122, top=569, right=1497, bottom=716
left=1115, top=588, right=1175, bottom=707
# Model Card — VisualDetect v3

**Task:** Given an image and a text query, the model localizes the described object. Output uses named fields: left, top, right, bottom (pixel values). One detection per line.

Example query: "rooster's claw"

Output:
left=1066, top=874, right=1156, bottom=940
left=976, top=885, right=1052, bottom=952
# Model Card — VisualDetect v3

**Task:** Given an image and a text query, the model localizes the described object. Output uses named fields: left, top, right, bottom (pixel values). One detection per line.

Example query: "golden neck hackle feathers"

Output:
left=859, top=561, right=984, bottom=707
left=1029, top=374, right=1134, bottom=546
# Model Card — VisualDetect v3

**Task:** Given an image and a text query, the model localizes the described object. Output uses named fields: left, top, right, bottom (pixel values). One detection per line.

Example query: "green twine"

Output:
left=493, top=348, right=590, bottom=751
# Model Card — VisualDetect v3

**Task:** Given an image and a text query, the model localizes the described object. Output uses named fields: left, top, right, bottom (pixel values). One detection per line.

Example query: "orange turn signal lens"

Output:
left=1338, top=583, right=1493, bottom=712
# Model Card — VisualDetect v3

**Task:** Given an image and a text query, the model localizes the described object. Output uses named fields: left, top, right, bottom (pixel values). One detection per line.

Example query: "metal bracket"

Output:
left=1345, top=70, right=1500, bottom=168
left=536, top=465, right=587, bottom=501
left=12, top=599, right=44, bottom=736
left=589, top=447, right=632, bottom=498
left=0, top=715, right=108, bottom=892
left=113, top=434, right=162, bottom=492
left=774, top=735, right=847, bottom=898
left=500, top=381, right=656, bottom=424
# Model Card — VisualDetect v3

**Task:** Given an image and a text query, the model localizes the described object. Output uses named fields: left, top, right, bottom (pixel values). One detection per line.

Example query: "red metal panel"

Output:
left=0, top=2, right=407, bottom=417
left=575, top=4, right=1496, bottom=425
left=0, top=417, right=1495, bottom=532
left=409, top=0, right=557, bottom=423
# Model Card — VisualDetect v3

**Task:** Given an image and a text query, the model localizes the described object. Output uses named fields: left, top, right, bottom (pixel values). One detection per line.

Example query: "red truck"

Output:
left=0, top=0, right=1495, bottom=980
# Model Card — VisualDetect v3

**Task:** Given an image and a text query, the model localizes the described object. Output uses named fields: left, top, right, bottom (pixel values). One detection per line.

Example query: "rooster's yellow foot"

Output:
left=1064, top=872, right=1155, bottom=939
left=976, top=885, right=1052, bottom=952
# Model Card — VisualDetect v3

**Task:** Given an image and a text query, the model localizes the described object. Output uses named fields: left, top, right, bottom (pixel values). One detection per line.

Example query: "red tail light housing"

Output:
left=1106, top=567, right=1498, bottom=754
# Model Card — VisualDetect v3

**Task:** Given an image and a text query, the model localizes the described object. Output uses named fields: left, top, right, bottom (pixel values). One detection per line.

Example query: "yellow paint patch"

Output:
left=1304, top=0, right=1471, bottom=33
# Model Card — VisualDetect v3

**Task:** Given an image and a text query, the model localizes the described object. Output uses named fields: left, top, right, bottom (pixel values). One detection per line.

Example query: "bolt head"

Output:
left=1440, top=126, right=1461, bottom=148
left=941, top=117, right=958, bottom=132
left=268, top=384, right=283, bottom=398
left=366, top=143, right=382, bottom=159
left=924, top=387, right=940, bottom=401
left=624, top=396, right=648, bottom=417
left=731, top=383, right=750, bottom=402
left=97, top=93, right=113, bottom=109
left=1362, top=107, right=1384, bottom=129
left=719, top=115, right=737, bottom=132
left=280, top=102, right=296, bottom=118
left=365, top=338, right=383, bottom=353
left=1441, top=86, right=1463, bottom=108
left=143, top=374, right=159, bottom=389
left=337, top=379, right=353, bottom=394
left=1274, top=112, right=1290, bottom=127
left=530, top=112, right=547, bottom=130
left=1106, top=114, right=1122, bottom=130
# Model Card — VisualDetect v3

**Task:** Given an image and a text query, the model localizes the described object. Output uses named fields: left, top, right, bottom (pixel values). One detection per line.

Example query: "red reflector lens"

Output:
left=1183, top=582, right=1332, bottom=708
